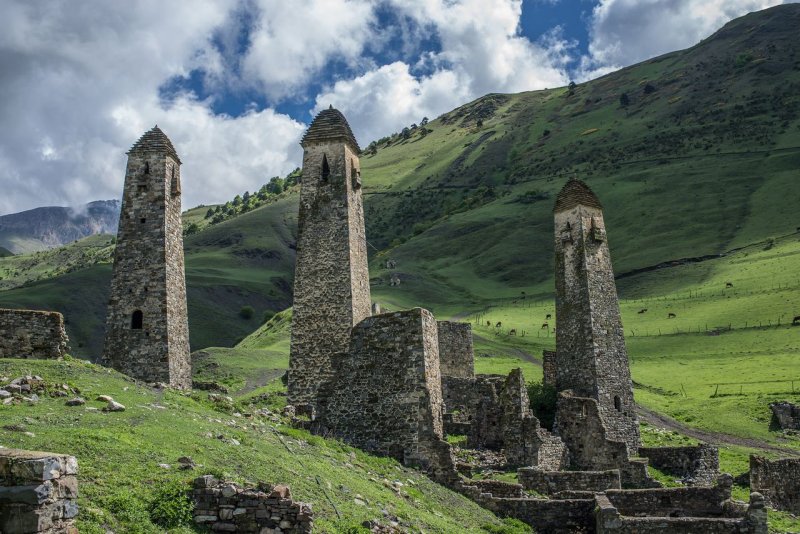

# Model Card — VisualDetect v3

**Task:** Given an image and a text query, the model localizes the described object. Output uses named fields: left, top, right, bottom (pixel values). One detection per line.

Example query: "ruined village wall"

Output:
left=769, top=401, right=800, bottom=430
left=518, top=468, right=620, bottom=495
left=102, top=133, right=190, bottom=389
left=193, top=476, right=312, bottom=534
left=542, top=350, right=556, bottom=388
left=436, top=321, right=474, bottom=378
left=750, top=455, right=800, bottom=513
left=317, top=308, right=446, bottom=466
left=0, top=449, right=78, bottom=534
left=639, top=445, right=719, bottom=485
left=289, top=139, right=370, bottom=409
left=477, top=495, right=596, bottom=534
left=0, top=310, right=69, bottom=359
left=604, top=477, right=734, bottom=517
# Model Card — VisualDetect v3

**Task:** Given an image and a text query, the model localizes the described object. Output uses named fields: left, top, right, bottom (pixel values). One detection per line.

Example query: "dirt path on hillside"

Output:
left=636, top=405, right=800, bottom=456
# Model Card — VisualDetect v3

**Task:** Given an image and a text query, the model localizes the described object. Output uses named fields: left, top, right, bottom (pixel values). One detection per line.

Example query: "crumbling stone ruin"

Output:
left=553, top=179, right=640, bottom=455
left=288, top=106, right=371, bottom=413
left=192, top=475, right=312, bottom=533
left=436, top=321, right=474, bottom=378
left=639, top=444, right=719, bottom=486
left=769, top=400, right=800, bottom=430
left=518, top=467, right=621, bottom=496
left=101, top=126, right=191, bottom=389
left=749, top=455, right=800, bottom=514
left=0, top=448, right=79, bottom=534
left=0, top=309, right=69, bottom=359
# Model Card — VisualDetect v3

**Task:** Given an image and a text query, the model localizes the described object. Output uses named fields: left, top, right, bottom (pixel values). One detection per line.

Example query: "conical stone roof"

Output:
left=554, top=178, right=603, bottom=212
left=128, top=126, right=181, bottom=163
left=301, top=106, right=360, bottom=152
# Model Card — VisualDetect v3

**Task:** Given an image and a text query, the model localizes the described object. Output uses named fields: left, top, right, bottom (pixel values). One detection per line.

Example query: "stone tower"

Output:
left=553, top=179, right=639, bottom=451
left=288, top=107, right=371, bottom=411
left=102, top=126, right=191, bottom=389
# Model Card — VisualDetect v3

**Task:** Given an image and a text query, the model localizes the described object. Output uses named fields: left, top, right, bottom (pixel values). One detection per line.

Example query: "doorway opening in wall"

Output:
left=131, top=310, right=143, bottom=330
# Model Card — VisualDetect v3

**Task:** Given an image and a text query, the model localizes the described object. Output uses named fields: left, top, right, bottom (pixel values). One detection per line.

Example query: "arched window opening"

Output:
left=144, top=162, right=150, bottom=174
left=614, top=395, right=622, bottom=412
left=131, top=310, right=143, bottom=330
left=350, top=158, right=362, bottom=190
left=321, top=154, right=330, bottom=182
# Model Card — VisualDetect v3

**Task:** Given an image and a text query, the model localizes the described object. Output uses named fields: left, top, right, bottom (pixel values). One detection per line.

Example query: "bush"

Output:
left=239, top=305, right=255, bottom=320
left=528, top=382, right=557, bottom=430
left=148, top=480, right=194, bottom=530
left=262, top=310, right=275, bottom=324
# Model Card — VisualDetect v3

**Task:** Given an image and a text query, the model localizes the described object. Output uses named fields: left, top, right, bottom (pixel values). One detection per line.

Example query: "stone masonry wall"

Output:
left=769, top=401, right=800, bottom=430
left=475, top=494, right=596, bottom=534
left=555, top=391, right=651, bottom=487
left=0, top=448, right=78, bottom=534
left=554, top=185, right=639, bottom=454
left=315, top=308, right=457, bottom=483
left=193, top=476, right=312, bottom=533
left=0, top=310, right=69, bottom=359
left=542, top=350, right=556, bottom=388
left=518, top=468, right=620, bottom=495
left=638, top=445, right=719, bottom=485
left=102, top=127, right=191, bottom=388
left=750, top=455, right=800, bottom=513
left=289, top=136, right=371, bottom=411
left=437, top=321, right=474, bottom=378
left=604, top=475, right=734, bottom=517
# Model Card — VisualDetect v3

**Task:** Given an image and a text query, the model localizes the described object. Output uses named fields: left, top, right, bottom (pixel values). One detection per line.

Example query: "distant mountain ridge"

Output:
left=0, top=200, right=120, bottom=253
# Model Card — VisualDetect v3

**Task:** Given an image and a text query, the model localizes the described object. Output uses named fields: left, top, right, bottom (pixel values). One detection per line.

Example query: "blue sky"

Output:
left=0, top=0, right=795, bottom=213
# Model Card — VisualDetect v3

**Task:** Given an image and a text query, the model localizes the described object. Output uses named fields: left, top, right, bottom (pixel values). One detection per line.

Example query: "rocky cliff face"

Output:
left=0, top=200, right=120, bottom=253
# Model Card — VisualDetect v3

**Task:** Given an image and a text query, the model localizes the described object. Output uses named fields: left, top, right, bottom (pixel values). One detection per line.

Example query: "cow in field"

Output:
left=545, top=313, right=552, bottom=320
left=726, top=282, right=733, bottom=288
left=668, top=313, right=676, bottom=319
left=793, top=315, right=800, bottom=326
left=638, top=308, right=648, bottom=314
left=509, top=329, right=517, bottom=336
left=495, top=321, right=502, bottom=328
left=541, top=323, right=549, bottom=329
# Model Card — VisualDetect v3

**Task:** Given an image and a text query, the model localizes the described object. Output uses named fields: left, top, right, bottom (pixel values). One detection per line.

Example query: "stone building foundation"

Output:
left=639, top=444, right=719, bottom=485
left=750, top=455, right=800, bottom=513
left=0, top=309, right=69, bottom=359
left=0, top=449, right=78, bottom=534
left=192, top=476, right=312, bottom=533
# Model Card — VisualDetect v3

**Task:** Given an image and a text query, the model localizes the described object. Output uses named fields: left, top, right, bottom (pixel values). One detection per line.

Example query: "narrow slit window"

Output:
left=614, top=395, right=622, bottom=412
left=144, top=162, right=150, bottom=174
left=140, top=217, right=146, bottom=224
left=131, top=310, right=143, bottom=330
left=321, top=154, right=330, bottom=182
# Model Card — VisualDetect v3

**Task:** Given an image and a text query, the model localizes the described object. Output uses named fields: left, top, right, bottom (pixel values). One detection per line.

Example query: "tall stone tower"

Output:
left=102, top=126, right=191, bottom=389
left=553, top=179, right=640, bottom=451
left=288, top=107, right=371, bottom=412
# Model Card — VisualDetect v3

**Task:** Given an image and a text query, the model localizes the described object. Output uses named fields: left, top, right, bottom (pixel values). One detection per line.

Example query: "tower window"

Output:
left=614, top=395, right=622, bottom=412
left=351, top=158, right=361, bottom=190
left=321, top=154, right=330, bottom=182
left=171, top=166, right=181, bottom=196
left=140, top=218, right=146, bottom=224
left=144, top=162, right=150, bottom=174
left=131, top=310, right=143, bottom=330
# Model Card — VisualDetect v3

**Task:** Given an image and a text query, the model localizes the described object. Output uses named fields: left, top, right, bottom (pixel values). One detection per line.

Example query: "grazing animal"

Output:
left=541, top=323, right=549, bottom=329
left=545, top=313, right=552, bottom=320
left=793, top=315, right=800, bottom=325
left=726, top=282, right=733, bottom=288
left=638, top=308, right=648, bottom=314
left=509, top=329, right=517, bottom=336
left=486, top=321, right=491, bottom=327
left=668, top=313, right=676, bottom=319
left=495, top=321, right=502, bottom=328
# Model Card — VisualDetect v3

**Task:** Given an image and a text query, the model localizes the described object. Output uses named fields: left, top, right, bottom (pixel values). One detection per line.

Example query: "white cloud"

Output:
left=0, top=0, right=304, bottom=214
left=579, top=0, right=798, bottom=79
left=313, top=0, right=572, bottom=145
left=241, top=0, right=377, bottom=101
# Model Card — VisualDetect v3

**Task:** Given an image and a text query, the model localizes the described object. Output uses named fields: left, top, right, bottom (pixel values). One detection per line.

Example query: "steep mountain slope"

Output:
left=0, top=200, right=120, bottom=253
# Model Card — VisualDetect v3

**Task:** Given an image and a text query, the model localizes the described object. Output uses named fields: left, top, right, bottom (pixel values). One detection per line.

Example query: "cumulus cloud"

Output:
left=313, top=0, right=571, bottom=145
left=579, top=0, right=798, bottom=79
left=0, top=0, right=303, bottom=214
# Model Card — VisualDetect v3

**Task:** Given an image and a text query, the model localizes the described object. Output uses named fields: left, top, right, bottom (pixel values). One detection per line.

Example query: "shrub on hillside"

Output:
left=239, top=306, right=255, bottom=320
left=148, top=480, right=194, bottom=530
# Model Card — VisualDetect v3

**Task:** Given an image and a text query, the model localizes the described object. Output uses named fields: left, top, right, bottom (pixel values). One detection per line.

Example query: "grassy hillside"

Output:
left=0, top=358, right=523, bottom=533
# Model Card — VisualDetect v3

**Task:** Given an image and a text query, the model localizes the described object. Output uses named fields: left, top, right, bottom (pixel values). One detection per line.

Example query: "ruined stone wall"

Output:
left=102, top=129, right=190, bottom=388
left=0, top=310, right=69, bottom=359
left=315, top=308, right=456, bottom=482
left=769, top=401, right=800, bottom=430
left=750, top=455, right=800, bottom=513
left=0, top=448, right=78, bottom=534
left=595, top=491, right=767, bottom=534
left=604, top=475, right=734, bottom=517
left=476, top=495, right=596, bottom=534
left=554, top=199, right=639, bottom=453
left=437, top=321, right=474, bottom=378
left=518, top=468, right=620, bottom=495
left=289, top=138, right=371, bottom=410
left=469, top=479, right=524, bottom=498
left=192, top=476, right=312, bottom=533
left=639, top=445, right=719, bottom=485
left=555, top=392, right=651, bottom=486
left=542, top=350, right=556, bottom=388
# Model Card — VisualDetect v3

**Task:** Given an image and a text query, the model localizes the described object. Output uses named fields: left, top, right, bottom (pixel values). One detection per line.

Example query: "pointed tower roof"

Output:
left=554, top=178, right=603, bottom=212
left=128, top=126, right=181, bottom=163
left=301, top=106, right=360, bottom=152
